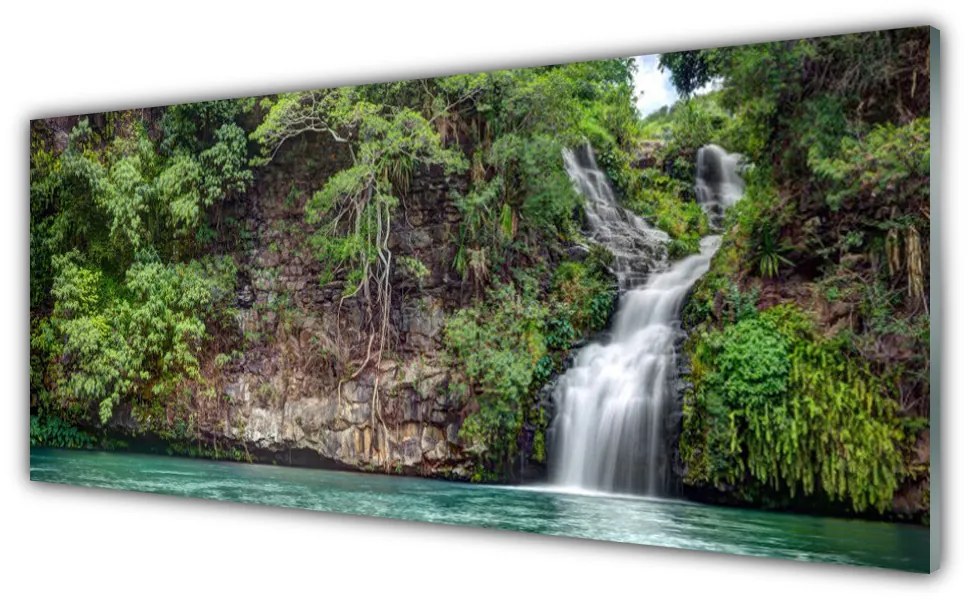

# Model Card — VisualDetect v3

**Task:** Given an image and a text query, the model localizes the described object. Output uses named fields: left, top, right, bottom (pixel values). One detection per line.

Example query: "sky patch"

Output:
left=632, top=54, right=678, bottom=117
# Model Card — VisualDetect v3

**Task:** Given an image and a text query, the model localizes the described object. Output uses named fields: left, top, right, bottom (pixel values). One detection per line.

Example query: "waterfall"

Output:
left=550, top=143, right=742, bottom=496
left=695, top=144, right=744, bottom=228
left=562, top=144, right=670, bottom=289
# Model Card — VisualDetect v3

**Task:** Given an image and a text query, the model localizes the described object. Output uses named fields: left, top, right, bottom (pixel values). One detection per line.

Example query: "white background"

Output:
left=1, top=1, right=965, bottom=597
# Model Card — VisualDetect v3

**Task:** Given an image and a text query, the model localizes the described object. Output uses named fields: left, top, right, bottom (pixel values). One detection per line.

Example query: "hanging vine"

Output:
left=253, top=89, right=465, bottom=465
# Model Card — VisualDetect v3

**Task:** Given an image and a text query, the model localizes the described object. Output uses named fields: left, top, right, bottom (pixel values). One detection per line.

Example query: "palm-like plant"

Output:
left=751, top=223, right=793, bottom=278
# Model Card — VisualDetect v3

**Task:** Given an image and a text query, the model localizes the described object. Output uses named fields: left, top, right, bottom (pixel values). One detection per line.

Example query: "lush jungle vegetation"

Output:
left=30, top=104, right=251, bottom=449
left=662, top=28, right=931, bottom=517
left=30, top=27, right=931, bottom=520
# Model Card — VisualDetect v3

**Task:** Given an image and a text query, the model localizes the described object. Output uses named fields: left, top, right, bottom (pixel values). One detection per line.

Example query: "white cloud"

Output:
left=632, top=54, right=678, bottom=117
left=631, top=54, right=722, bottom=117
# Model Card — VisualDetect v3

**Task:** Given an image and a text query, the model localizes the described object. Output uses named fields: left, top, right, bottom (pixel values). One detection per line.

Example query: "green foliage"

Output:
left=724, top=282, right=760, bottom=324
left=32, top=110, right=251, bottom=273
left=453, top=132, right=586, bottom=275
left=659, top=51, right=723, bottom=98
left=630, top=93, right=730, bottom=251
left=396, top=255, right=430, bottom=282
left=750, top=222, right=793, bottom=278
left=30, top=413, right=97, bottom=449
left=663, top=29, right=929, bottom=174
left=682, top=304, right=904, bottom=513
left=157, top=125, right=252, bottom=240
left=30, top=105, right=247, bottom=435
left=200, top=123, right=254, bottom=204
left=255, top=89, right=464, bottom=305
left=161, top=99, right=243, bottom=153
left=551, top=256, right=616, bottom=333
left=809, top=117, right=930, bottom=212
left=412, top=59, right=642, bottom=291
left=156, top=153, right=207, bottom=234
left=445, top=252, right=615, bottom=477
left=488, top=134, right=583, bottom=236
left=625, top=167, right=709, bottom=257
left=36, top=252, right=133, bottom=424
left=32, top=252, right=237, bottom=426
left=123, top=257, right=236, bottom=399
left=674, top=30, right=930, bottom=518
left=531, top=408, right=548, bottom=463
left=659, top=93, right=733, bottom=154
left=445, top=284, right=548, bottom=474
left=423, top=58, right=637, bottom=146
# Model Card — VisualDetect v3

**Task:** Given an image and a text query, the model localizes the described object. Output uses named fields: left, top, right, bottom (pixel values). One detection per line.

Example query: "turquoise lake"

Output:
left=29, top=447, right=929, bottom=572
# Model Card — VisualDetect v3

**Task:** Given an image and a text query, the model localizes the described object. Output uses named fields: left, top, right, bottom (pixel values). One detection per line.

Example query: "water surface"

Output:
left=30, top=448, right=929, bottom=572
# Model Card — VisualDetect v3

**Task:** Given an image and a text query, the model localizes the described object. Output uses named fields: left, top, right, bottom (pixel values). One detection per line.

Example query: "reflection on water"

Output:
left=30, top=448, right=929, bottom=572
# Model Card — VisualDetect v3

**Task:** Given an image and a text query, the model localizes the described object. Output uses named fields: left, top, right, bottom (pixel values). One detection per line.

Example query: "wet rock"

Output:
left=565, top=244, right=590, bottom=261
left=126, top=156, right=478, bottom=478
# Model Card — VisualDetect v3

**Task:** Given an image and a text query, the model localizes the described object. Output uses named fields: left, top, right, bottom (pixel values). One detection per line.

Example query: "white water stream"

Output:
left=551, top=143, right=742, bottom=495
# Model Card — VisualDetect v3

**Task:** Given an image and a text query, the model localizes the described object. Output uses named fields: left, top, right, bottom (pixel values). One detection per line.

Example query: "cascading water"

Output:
left=695, top=144, right=744, bottom=228
left=550, top=143, right=742, bottom=496
left=562, top=144, right=670, bottom=289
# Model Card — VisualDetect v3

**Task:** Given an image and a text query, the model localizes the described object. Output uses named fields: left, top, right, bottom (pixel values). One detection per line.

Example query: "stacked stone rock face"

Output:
left=35, top=116, right=525, bottom=480
left=188, top=134, right=477, bottom=477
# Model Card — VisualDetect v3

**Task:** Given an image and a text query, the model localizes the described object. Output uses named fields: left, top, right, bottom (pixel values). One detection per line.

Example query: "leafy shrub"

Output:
left=444, top=284, right=548, bottom=477
left=627, top=174, right=709, bottom=258
left=551, top=257, right=616, bottom=333
left=30, top=414, right=97, bottom=449
left=445, top=251, right=615, bottom=479
left=161, top=99, right=243, bottom=153
left=489, top=134, right=583, bottom=237
left=809, top=118, right=929, bottom=213
left=396, top=255, right=430, bottom=282
left=32, top=252, right=237, bottom=426
left=682, top=304, right=904, bottom=512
